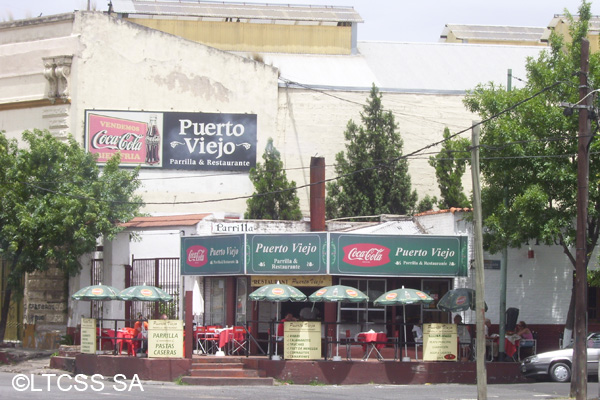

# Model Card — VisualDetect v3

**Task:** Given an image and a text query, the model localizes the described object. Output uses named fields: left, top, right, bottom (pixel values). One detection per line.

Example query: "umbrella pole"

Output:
left=403, top=305, right=409, bottom=361
left=273, top=302, right=281, bottom=360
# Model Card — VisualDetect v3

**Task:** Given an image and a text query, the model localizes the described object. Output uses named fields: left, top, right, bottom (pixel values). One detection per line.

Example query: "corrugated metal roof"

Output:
left=347, top=220, right=425, bottom=235
left=264, top=41, right=543, bottom=94
left=442, top=24, right=546, bottom=42
left=120, top=213, right=212, bottom=228
left=110, top=0, right=363, bottom=23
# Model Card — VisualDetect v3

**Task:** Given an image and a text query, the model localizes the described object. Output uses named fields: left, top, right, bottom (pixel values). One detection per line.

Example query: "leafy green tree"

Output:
left=0, top=130, right=143, bottom=341
left=416, top=195, right=438, bottom=213
left=245, top=138, right=302, bottom=220
left=428, top=127, right=471, bottom=209
left=326, top=84, right=417, bottom=219
left=463, top=2, right=599, bottom=387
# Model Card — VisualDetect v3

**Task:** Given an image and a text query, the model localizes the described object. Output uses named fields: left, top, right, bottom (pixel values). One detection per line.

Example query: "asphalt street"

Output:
left=0, top=372, right=599, bottom=400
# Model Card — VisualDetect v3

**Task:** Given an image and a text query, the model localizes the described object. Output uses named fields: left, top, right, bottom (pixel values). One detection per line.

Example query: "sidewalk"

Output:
left=0, top=345, right=56, bottom=374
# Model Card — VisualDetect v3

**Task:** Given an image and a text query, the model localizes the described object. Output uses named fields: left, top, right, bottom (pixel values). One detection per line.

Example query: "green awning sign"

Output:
left=329, top=234, right=468, bottom=277
left=181, top=235, right=244, bottom=275
left=247, top=233, right=327, bottom=275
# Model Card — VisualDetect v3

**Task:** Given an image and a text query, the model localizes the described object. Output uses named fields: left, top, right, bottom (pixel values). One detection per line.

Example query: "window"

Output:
left=338, top=278, right=387, bottom=335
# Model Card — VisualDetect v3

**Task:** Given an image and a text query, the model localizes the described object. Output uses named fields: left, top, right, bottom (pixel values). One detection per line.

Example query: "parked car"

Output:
left=520, top=332, right=600, bottom=382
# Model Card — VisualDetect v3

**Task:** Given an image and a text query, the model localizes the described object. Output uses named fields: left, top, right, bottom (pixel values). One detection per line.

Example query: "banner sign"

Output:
left=247, top=233, right=327, bottom=275
left=181, top=235, right=244, bottom=275
left=251, top=275, right=332, bottom=287
left=80, top=318, right=96, bottom=354
left=284, top=321, right=322, bottom=360
left=148, top=319, right=184, bottom=358
left=423, top=323, right=457, bottom=361
left=329, top=234, right=468, bottom=277
left=85, top=110, right=257, bottom=171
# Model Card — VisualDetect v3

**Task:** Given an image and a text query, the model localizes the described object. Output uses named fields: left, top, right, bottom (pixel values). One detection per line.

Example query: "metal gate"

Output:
left=90, top=258, right=103, bottom=319
left=125, top=257, right=180, bottom=322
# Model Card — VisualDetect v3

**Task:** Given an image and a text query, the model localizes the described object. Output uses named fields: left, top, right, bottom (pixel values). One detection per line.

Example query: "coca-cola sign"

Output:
left=342, top=243, right=390, bottom=267
left=186, top=245, right=208, bottom=268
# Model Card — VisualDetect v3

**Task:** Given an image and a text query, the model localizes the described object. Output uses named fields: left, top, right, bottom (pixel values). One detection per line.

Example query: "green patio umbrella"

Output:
left=248, top=283, right=307, bottom=360
left=119, top=284, right=173, bottom=302
left=436, top=288, right=487, bottom=313
left=374, top=286, right=434, bottom=361
left=71, top=283, right=122, bottom=351
left=309, top=285, right=368, bottom=360
left=308, top=285, right=368, bottom=303
left=72, top=283, right=121, bottom=301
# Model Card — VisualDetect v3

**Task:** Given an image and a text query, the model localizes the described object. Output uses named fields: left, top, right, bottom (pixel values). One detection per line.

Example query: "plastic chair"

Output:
left=194, top=326, right=207, bottom=354
left=517, top=331, right=537, bottom=361
left=204, top=325, right=222, bottom=354
left=230, top=326, right=248, bottom=355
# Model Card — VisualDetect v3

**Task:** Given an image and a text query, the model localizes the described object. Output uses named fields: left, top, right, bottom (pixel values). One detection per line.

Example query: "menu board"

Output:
left=284, top=321, right=321, bottom=360
left=148, top=319, right=184, bottom=358
left=80, top=318, right=97, bottom=354
left=423, top=323, right=457, bottom=361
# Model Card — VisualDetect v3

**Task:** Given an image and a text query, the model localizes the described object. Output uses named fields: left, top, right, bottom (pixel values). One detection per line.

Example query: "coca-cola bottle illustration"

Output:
left=145, top=114, right=160, bottom=165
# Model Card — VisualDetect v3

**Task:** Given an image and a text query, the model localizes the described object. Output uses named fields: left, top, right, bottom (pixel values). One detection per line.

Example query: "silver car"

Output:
left=520, top=332, right=600, bottom=382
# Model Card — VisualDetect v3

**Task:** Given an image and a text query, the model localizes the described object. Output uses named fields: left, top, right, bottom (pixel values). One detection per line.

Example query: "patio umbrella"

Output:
left=71, top=283, right=121, bottom=351
left=248, top=282, right=307, bottom=360
left=119, top=284, right=173, bottom=302
left=374, top=286, right=434, bottom=361
left=309, top=285, right=369, bottom=360
left=436, top=288, right=487, bottom=313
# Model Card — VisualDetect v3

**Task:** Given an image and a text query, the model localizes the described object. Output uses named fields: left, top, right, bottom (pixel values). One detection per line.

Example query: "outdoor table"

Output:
left=217, top=327, right=245, bottom=353
left=97, top=328, right=116, bottom=350
left=504, top=334, right=520, bottom=359
left=357, top=332, right=386, bottom=361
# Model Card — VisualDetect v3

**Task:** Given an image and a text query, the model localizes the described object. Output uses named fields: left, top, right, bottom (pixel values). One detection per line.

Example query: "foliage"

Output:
left=463, top=1, right=600, bottom=258
left=245, top=138, right=302, bottom=220
left=0, top=129, right=143, bottom=340
left=417, top=195, right=438, bottom=213
left=428, top=127, right=471, bottom=209
left=326, top=84, right=417, bottom=219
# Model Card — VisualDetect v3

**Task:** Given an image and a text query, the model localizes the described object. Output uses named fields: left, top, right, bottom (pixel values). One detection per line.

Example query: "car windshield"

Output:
left=565, top=333, right=600, bottom=349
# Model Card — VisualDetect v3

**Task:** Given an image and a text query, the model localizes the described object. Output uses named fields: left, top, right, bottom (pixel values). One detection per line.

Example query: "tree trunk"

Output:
left=0, top=287, right=12, bottom=343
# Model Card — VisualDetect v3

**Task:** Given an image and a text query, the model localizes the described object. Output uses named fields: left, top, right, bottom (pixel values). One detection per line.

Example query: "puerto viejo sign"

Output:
left=247, top=233, right=327, bottom=275
left=181, top=235, right=244, bottom=275
left=329, top=234, right=468, bottom=277
left=85, top=110, right=256, bottom=171
left=181, top=233, right=468, bottom=277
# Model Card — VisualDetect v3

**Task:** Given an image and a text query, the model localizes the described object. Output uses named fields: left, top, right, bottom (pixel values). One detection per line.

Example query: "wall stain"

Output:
left=155, top=71, right=231, bottom=102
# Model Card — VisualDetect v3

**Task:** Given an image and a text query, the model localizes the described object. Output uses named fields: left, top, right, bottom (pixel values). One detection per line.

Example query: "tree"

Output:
left=0, top=130, right=143, bottom=341
left=326, top=84, right=417, bottom=219
left=428, top=127, right=471, bottom=209
left=463, top=1, right=599, bottom=394
left=245, top=138, right=302, bottom=220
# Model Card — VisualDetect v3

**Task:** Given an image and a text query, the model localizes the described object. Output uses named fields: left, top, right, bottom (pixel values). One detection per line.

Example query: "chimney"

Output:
left=310, top=157, right=325, bottom=232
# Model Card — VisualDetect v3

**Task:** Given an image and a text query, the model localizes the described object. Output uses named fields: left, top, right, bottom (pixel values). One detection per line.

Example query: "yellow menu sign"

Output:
left=284, top=321, right=321, bottom=360
left=423, top=323, right=457, bottom=361
left=80, top=318, right=96, bottom=354
left=148, top=319, right=184, bottom=358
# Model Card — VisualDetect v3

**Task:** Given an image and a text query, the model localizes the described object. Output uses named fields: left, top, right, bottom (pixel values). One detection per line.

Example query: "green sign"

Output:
left=247, top=233, right=327, bottom=275
left=181, top=235, right=244, bottom=275
left=330, top=234, right=468, bottom=277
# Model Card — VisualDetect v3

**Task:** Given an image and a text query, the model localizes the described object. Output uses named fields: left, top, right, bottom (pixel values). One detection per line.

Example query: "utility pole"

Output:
left=572, top=38, right=591, bottom=400
left=471, top=122, right=487, bottom=400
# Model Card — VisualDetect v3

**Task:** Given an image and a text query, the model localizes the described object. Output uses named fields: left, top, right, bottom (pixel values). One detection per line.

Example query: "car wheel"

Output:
left=550, top=362, right=571, bottom=382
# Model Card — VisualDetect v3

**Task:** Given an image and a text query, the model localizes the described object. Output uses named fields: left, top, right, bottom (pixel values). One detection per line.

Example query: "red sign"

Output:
left=456, top=295, right=467, bottom=305
left=346, top=289, right=358, bottom=297
left=187, top=245, right=208, bottom=267
left=87, top=113, right=147, bottom=164
left=140, top=289, right=153, bottom=297
left=386, top=292, right=398, bottom=300
left=315, top=289, right=327, bottom=296
left=91, top=288, right=104, bottom=296
left=272, top=288, right=285, bottom=296
left=342, top=244, right=390, bottom=267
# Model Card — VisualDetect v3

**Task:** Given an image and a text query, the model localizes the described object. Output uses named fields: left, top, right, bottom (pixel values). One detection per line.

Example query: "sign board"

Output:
left=330, top=234, right=468, bottom=277
left=181, top=235, right=244, bottom=275
left=251, top=275, right=332, bottom=287
left=284, top=321, right=321, bottom=360
left=80, top=318, right=97, bottom=354
left=423, top=323, right=457, bottom=361
left=85, top=110, right=257, bottom=171
left=247, top=233, right=327, bottom=275
left=148, top=319, right=184, bottom=358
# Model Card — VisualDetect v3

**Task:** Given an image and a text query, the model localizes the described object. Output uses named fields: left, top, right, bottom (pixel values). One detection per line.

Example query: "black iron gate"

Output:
left=125, top=257, right=180, bottom=323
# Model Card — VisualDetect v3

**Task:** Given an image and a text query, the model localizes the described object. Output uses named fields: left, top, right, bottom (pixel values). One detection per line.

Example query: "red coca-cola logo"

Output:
left=444, top=354, right=456, bottom=360
left=456, top=296, right=467, bottom=305
left=342, top=244, right=390, bottom=267
left=187, top=245, right=208, bottom=267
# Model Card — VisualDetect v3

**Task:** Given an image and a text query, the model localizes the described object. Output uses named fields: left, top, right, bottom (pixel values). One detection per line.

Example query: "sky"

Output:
left=0, top=0, right=597, bottom=43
